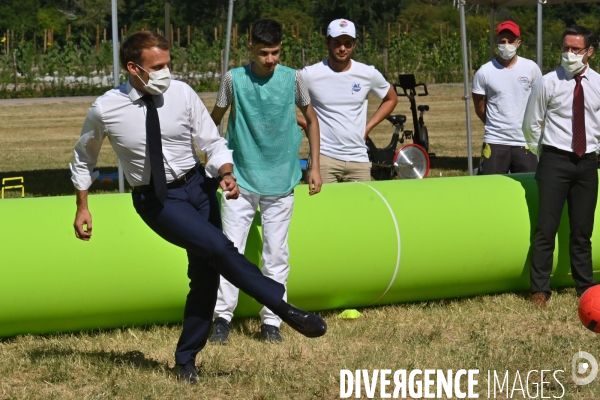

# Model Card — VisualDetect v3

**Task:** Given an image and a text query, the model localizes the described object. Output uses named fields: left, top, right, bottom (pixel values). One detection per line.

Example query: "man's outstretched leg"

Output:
left=132, top=175, right=327, bottom=382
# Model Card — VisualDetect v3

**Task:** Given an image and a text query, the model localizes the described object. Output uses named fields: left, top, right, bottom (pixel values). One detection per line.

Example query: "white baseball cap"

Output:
left=327, top=19, right=356, bottom=39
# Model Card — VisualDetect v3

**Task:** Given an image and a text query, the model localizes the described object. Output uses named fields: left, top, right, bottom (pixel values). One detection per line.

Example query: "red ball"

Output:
left=578, top=285, right=600, bottom=333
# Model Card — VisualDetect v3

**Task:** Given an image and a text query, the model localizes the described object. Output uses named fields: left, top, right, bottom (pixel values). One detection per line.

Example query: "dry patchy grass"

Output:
left=0, top=86, right=482, bottom=198
left=1, top=290, right=600, bottom=399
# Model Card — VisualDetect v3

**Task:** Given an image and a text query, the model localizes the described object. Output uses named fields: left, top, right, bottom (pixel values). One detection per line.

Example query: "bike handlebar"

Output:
left=393, top=82, right=428, bottom=97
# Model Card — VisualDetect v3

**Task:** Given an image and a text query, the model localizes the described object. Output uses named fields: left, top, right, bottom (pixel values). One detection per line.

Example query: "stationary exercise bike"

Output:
left=366, top=74, right=432, bottom=180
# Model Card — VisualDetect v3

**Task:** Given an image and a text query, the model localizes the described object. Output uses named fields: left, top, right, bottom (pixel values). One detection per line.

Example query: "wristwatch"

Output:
left=218, top=171, right=236, bottom=182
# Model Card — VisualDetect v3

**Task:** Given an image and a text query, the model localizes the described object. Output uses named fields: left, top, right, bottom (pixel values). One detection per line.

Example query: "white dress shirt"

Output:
left=523, top=65, right=600, bottom=155
left=70, top=80, right=232, bottom=190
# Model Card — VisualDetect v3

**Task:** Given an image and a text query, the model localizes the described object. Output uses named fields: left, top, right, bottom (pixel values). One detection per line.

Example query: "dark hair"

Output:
left=119, top=31, right=170, bottom=69
left=251, top=19, right=282, bottom=46
left=562, top=25, right=594, bottom=48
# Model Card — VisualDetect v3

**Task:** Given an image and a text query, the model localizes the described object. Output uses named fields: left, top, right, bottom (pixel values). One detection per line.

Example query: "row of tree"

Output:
left=3, top=0, right=600, bottom=49
left=1, top=28, right=591, bottom=90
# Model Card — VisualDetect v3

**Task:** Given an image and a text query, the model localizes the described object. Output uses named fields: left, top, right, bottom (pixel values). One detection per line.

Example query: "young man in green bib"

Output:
left=210, top=19, right=322, bottom=343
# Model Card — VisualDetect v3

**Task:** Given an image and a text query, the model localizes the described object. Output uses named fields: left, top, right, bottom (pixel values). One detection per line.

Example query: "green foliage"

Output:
left=4, top=0, right=600, bottom=98
left=62, top=37, right=82, bottom=75
left=0, top=0, right=39, bottom=32
left=398, top=2, right=441, bottom=42
left=78, top=31, right=95, bottom=75
left=0, top=1, right=597, bottom=50
left=43, top=41, right=63, bottom=76
left=354, top=32, right=383, bottom=71
left=15, top=40, right=39, bottom=83
left=184, top=35, right=224, bottom=90
left=280, top=30, right=304, bottom=68
left=0, top=26, right=569, bottom=100
left=187, top=36, right=211, bottom=67
left=542, top=19, right=566, bottom=49
left=0, top=81, right=112, bottom=98
left=261, top=8, right=314, bottom=34
left=188, top=35, right=224, bottom=68
left=37, top=6, right=67, bottom=32
left=302, top=32, right=327, bottom=66
left=170, top=44, right=187, bottom=73
left=0, top=53, right=12, bottom=83
left=472, top=34, right=491, bottom=73
left=576, top=14, right=600, bottom=42
left=388, top=34, right=421, bottom=76
left=94, top=40, right=114, bottom=73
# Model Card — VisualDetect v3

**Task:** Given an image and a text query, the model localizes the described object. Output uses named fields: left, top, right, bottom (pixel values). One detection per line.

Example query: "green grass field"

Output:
left=1, top=88, right=600, bottom=399
left=1, top=293, right=599, bottom=399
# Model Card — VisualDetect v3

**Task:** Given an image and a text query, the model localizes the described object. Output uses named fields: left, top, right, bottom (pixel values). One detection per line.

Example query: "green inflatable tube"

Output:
left=0, top=173, right=597, bottom=338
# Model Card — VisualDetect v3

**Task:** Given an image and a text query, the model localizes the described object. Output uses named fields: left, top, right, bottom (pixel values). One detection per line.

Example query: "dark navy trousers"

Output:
left=132, top=165, right=285, bottom=365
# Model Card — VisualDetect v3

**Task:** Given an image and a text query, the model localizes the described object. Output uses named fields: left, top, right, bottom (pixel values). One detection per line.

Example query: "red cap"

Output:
left=497, top=21, right=520, bottom=37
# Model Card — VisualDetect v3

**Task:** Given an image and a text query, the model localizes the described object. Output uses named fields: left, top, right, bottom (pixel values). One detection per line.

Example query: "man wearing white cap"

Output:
left=300, top=18, right=398, bottom=183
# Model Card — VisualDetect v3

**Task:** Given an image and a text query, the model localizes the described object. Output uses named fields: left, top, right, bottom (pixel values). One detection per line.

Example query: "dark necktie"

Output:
left=141, top=95, right=168, bottom=203
left=572, top=75, right=587, bottom=157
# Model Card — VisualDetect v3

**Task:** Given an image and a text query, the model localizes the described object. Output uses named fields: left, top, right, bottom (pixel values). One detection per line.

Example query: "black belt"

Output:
left=543, top=145, right=596, bottom=159
left=134, top=168, right=197, bottom=193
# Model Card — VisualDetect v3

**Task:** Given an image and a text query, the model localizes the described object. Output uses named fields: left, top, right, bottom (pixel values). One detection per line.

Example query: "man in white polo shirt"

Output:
left=472, top=20, right=542, bottom=175
left=300, top=18, right=398, bottom=183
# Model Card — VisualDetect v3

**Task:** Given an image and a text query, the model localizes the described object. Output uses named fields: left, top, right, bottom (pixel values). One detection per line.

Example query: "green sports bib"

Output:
left=226, top=64, right=302, bottom=195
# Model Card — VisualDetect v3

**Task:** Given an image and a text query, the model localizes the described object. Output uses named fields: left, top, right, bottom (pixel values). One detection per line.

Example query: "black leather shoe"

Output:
left=177, top=361, right=199, bottom=384
left=280, top=305, right=327, bottom=338
left=261, top=324, right=283, bottom=342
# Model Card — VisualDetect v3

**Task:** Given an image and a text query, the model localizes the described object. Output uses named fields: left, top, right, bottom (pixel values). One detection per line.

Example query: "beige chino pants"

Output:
left=317, top=154, right=372, bottom=183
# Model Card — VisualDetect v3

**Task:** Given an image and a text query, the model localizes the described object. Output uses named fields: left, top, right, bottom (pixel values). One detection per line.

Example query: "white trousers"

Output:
left=214, top=188, right=294, bottom=327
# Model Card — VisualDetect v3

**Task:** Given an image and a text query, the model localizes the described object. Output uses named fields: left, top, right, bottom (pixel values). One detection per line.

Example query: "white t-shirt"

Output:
left=472, top=56, right=542, bottom=146
left=301, top=60, right=390, bottom=162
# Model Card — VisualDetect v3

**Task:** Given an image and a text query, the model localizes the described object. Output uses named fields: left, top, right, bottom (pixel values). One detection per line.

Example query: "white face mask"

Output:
left=561, top=51, right=587, bottom=74
left=497, top=44, right=518, bottom=60
left=135, top=64, right=171, bottom=95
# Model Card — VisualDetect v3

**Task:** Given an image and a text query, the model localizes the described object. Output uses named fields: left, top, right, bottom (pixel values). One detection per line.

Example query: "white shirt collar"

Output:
left=125, top=79, right=146, bottom=103
left=561, top=65, right=590, bottom=81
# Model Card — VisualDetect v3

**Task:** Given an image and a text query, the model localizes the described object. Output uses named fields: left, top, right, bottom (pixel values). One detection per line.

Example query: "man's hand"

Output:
left=217, top=164, right=238, bottom=199
left=74, top=189, right=92, bottom=241
left=74, top=208, right=92, bottom=241
left=307, top=169, right=322, bottom=196
left=364, top=86, right=399, bottom=140
left=220, top=175, right=239, bottom=199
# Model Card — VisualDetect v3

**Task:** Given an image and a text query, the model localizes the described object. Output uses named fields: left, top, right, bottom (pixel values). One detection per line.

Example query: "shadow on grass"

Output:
left=0, top=167, right=130, bottom=198
left=0, top=324, right=180, bottom=343
left=26, top=348, right=165, bottom=371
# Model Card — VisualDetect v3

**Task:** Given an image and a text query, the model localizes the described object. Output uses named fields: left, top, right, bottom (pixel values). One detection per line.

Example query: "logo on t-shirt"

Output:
left=517, top=76, right=531, bottom=88
left=352, top=82, right=362, bottom=92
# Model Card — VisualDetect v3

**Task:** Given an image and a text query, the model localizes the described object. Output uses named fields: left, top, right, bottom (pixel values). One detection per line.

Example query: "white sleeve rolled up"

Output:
left=70, top=103, right=106, bottom=190
left=190, top=91, right=233, bottom=178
